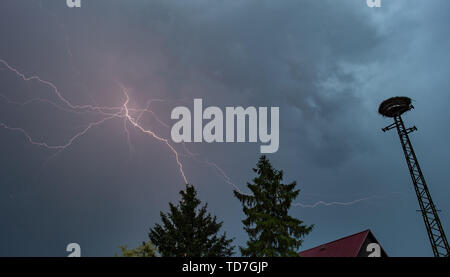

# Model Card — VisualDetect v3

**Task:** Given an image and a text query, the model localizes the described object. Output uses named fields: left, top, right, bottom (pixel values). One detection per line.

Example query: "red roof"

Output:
left=299, top=229, right=372, bottom=257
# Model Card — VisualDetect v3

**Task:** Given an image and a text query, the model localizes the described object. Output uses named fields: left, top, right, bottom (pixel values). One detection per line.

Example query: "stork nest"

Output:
left=378, top=96, right=413, bottom=117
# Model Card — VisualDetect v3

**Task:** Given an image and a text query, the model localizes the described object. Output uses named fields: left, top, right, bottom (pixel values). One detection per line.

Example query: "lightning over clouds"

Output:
left=2, top=0, right=449, bottom=257
left=0, top=56, right=386, bottom=208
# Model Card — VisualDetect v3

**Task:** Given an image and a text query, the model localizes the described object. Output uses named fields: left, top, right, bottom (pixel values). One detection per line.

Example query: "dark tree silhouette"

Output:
left=118, top=241, right=157, bottom=257
left=234, top=155, right=313, bottom=257
left=149, top=184, right=234, bottom=257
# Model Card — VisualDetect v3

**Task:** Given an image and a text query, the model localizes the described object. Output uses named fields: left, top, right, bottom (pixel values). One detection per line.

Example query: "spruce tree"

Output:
left=149, top=184, right=234, bottom=257
left=234, top=155, right=313, bottom=257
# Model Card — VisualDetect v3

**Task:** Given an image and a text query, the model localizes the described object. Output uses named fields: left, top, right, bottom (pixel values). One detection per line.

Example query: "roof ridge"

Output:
left=354, top=230, right=371, bottom=256
left=304, top=229, right=370, bottom=249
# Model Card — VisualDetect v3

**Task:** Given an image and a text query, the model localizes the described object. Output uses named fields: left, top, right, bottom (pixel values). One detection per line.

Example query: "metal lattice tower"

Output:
left=379, top=97, right=449, bottom=257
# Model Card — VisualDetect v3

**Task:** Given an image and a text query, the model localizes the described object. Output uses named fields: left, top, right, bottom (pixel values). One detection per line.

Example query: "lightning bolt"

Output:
left=179, top=140, right=406, bottom=208
left=136, top=99, right=170, bottom=128
left=292, top=197, right=374, bottom=208
left=205, top=160, right=245, bottom=193
left=2, top=1, right=401, bottom=211
left=0, top=115, right=117, bottom=150
left=0, top=57, right=406, bottom=208
left=119, top=84, right=188, bottom=184
left=0, top=57, right=238, bottom=192
left=0, top=58, right=124, bottom=114
left=0, top=58, right=188, bottom=184
left=175, top=120, right=401, bottom=208
left=293, top=192, right=410, bottom=208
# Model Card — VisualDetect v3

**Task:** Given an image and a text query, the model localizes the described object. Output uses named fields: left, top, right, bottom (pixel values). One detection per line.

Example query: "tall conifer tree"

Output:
left=234, top=156, right=313, bottom=257
left=149, top=184, right=234, bottom=257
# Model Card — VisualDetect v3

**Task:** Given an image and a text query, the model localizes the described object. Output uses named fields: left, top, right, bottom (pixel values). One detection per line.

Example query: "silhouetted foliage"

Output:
left=234, top=155, right=313, bottom=257
left=118, top=240, right=157, bottom=257
left=149, top=184, right=234, bottom=257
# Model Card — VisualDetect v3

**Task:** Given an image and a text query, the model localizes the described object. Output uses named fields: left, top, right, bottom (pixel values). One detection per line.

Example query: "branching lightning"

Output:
left=119, top=84, right=188, bottom=184
left=0, top=114, right=117, bottom=150
left=0, top=58, right=187, bottom=183
left=292, top=196, right=375, bottom=208
left=0, top=57, right=405, bottom=209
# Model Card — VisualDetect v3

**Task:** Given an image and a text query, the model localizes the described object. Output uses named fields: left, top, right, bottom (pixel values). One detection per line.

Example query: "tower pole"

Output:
left=383, top=114, right=449, bottom=257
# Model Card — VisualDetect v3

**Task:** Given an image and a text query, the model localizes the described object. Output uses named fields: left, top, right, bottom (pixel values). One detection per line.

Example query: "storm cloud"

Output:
left=0, top=0, right=449, bottom=256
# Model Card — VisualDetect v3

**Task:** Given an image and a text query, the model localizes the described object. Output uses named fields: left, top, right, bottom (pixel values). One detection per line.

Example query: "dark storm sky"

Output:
left=1, top=0, right=449, bottom=256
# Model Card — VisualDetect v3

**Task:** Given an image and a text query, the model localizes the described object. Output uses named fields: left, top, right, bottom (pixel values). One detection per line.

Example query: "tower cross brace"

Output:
left=380, top=97, right=449, bottom=257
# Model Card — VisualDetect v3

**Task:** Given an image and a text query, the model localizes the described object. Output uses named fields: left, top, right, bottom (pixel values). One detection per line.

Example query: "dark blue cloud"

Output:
left=0, top=0, right=449, bottom=256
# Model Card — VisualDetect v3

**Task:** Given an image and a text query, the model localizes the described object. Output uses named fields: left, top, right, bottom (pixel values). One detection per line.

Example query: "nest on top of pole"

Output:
left=378, top=96, right=413, bottom=118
